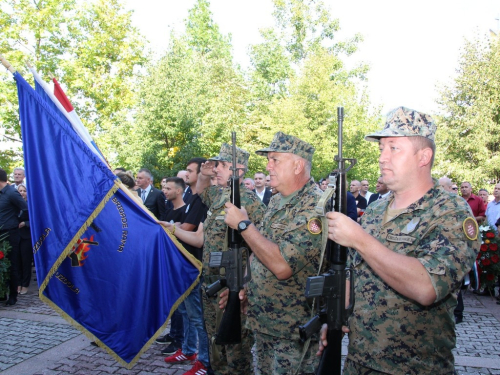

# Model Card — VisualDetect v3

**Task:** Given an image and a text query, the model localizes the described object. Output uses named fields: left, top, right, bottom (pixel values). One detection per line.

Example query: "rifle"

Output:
left=205, top=132, right=251, bottom=345
left=298, top=107, right=356, bottom=374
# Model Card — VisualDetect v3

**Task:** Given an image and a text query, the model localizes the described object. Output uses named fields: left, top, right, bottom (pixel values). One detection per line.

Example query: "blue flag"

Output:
left=15, top=72, right=201, bottom=368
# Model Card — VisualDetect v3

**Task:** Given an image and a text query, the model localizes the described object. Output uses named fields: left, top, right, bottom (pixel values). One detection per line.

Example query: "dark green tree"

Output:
left=435, top=34, right=500, bottom=187
left=246, top=0, right=380, bottom=183
left=130, top=0, right=249, bottom=179
left=0, top=0, right=146, bottom=165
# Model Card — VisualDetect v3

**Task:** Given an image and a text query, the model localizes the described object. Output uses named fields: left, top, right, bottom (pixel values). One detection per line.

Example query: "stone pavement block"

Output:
left=94, top=364, right=121, bottom=373
left=51, top=364, right=76, bottom=373
left=0, top=362, right=12, bottom=370
left=74, top=370, right=102, bottom=375
left=92, top=356, right=116, bottom=366
left=115, top=367, right=144, bottom=374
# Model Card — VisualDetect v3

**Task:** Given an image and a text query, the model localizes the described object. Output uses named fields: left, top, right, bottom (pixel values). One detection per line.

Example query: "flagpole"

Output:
left=0, top=53, right=15, bottom=74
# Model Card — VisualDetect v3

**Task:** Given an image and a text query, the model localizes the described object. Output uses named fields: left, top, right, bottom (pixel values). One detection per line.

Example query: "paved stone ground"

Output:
left=1, top=273, right=500, bottom=374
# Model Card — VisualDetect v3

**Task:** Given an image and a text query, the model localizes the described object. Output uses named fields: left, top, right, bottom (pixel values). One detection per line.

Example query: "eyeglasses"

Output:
left=452, top=187, right=458, bottom=191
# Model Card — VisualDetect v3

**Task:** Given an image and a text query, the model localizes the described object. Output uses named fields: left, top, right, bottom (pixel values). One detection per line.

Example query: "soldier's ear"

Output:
left=293, top=158, right=305, bottom=175
left=418, top=147, right=433, bottom=168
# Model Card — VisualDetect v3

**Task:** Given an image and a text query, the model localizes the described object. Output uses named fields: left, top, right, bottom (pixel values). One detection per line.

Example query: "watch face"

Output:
left=239, top=222, right=247, bottom=230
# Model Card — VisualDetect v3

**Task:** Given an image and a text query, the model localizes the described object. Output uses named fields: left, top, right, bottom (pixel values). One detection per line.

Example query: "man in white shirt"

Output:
left=486, top=183, right=500, bottom=234
left=253, top=172, right=272, bottom=206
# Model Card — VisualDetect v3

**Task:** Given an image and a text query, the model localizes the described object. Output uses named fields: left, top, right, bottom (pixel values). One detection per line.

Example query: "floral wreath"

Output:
left=475, top=225, right=500, bottom=290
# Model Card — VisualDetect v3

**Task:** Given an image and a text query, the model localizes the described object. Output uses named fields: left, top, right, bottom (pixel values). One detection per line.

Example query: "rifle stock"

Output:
left=206, top=131, right=250, bottom=345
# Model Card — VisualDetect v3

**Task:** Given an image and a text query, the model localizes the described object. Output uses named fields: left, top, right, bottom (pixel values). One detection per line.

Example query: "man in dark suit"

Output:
left=253, top=171, right=272, bottom=206
left=0, top=168, right=28, bottom=306
left=368, top=176, right=391, bottom=206
left=136, top=168, right=166, bottom=220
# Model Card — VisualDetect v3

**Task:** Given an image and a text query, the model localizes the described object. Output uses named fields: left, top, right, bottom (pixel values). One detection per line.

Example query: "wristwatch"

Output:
left=238, top=220, right=252, bottom=233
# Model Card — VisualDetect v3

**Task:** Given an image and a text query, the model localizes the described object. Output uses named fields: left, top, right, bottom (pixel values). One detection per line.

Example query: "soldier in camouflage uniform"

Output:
left=224, top=132, right=323, bottom=374
left=196, top=143, right=266, bottom=375
left=320, top=106, right=480, bottom=374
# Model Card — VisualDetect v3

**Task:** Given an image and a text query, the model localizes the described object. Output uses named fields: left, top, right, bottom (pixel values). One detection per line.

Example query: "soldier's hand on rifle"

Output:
left=218, top=289, right=229, bottom=310
left=218, top=288, right=249, bottom=314
left=326, top=211, right=366, bottom=249
left=224, top=202, right=248, bottom=229
left=316, top=323, right=350, bottom=356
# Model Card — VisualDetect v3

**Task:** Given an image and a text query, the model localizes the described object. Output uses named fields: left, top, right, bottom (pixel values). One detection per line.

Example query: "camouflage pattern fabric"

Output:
left=255, top=131, right=315, bottom=163
left=208, top=143, right=250, bottom=167
left=365, top=106, right=437, bottom=142
left=245, top=178, right=322, bottom=373
left=253, top=331, right=317, bottom=374
left=346, top=180, right=479, bottom=374
left=201, top=292, right=253, bottom=374
left=199, top=184, right=265, bottom=374
left=343, top=358, right=392, bottom=374
left=200, top=185, right=265, bottom=275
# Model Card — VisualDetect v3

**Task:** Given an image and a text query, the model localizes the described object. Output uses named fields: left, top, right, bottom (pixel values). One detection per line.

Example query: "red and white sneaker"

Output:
left=184, top=360, right=207, bottom=375
left=164, top=348, right=197, bottom=363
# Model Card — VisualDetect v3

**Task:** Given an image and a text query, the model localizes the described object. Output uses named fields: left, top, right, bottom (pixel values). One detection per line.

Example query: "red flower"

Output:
left=486, top=232, right=495, bottom=238
left=490, top=243, right=498, bottom=251
left=492, top=255, right=500, bottom=264
left=481, top=244, right=488, bottom=252
left=482, top=258, right=492, bottom=266
left=487, top=274, right=496, bottom=281
left=0, top=251, right=3, bottom=260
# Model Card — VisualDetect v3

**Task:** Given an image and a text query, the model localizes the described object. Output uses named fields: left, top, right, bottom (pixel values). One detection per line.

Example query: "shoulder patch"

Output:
left=463, top=217, right=478, bottom=240
left=307, top=218, right=322, bottom=235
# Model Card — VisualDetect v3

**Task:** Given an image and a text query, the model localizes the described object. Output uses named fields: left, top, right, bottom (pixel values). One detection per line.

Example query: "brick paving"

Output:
left=1, top=273, right=500, bottom=374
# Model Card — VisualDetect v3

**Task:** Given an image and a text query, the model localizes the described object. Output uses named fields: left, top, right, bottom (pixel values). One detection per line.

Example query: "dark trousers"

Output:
left=169, top=309, right=184, bottom=343
left=454, top=290, right=464, bottom=319
left=0, top=228, right=21, bottom=297
left=19, top=236, right=32, bottom=287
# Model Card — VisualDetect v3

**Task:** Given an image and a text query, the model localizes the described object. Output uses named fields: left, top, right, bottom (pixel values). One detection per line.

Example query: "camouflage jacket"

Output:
left=347, top=180, right=479, bottom=374
left=200, top=184, right=265, bottom=276
left=246, top=178, right=323, bottom=340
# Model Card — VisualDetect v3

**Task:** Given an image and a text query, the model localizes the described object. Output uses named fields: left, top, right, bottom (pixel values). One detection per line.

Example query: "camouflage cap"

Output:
left=208, top=143, right=250, bottom=167
left=255, top=131, right=315, bottom=163
left=365, top=106, right=437, bottom=142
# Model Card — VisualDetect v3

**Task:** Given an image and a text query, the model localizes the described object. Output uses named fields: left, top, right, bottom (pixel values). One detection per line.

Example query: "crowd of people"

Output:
left=2, top=105, right=498, bottom=374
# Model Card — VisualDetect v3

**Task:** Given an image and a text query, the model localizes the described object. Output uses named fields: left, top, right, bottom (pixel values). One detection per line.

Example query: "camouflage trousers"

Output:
left=343, top=359, right=459, bottom=375
left=343, top=359, right=390, bottom=375
left=253, top=331, right=318, bottom=375
left=202, top=284, right=253, bottom=375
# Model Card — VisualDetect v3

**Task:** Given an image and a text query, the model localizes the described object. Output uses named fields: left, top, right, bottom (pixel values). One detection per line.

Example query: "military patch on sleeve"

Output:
left=307, top=218, right=322, bottom=235
left=463, top=217, right=478, bottom=240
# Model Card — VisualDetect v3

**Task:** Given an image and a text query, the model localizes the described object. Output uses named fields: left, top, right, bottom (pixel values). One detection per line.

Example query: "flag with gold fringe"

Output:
left=14, top=71, right=201, bottom=368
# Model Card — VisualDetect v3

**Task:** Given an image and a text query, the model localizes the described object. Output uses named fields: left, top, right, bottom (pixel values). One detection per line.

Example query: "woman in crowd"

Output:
left=17, top=184, right=32, bottom=295
left=116, top=171, right=143, bottom=205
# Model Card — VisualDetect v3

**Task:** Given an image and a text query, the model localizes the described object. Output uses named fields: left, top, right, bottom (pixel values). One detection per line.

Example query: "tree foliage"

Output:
left=129, top=0, right=249, bottom=179
left=435, top=34, right=500, bottom=188
left=246, top=0, right=380, bottom=183
left=1, top=0, right=383, bottom=187
left=0, top=0, right=146, bottom=166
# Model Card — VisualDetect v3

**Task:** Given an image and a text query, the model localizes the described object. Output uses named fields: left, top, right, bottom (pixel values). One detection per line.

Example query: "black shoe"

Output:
left=156, top=334, right=175, bottom=345
left=161, top=341, right=181, bottom=356
left=455, top=316, right=463, bottom=324
left=6, top=296, right=17, bottom=306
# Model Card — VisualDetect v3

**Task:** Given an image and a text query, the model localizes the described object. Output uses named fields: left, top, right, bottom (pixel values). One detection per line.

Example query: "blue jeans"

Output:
left=177, top=278, right=210, bottom=367
left=169, top=309, right=184, bottom=342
